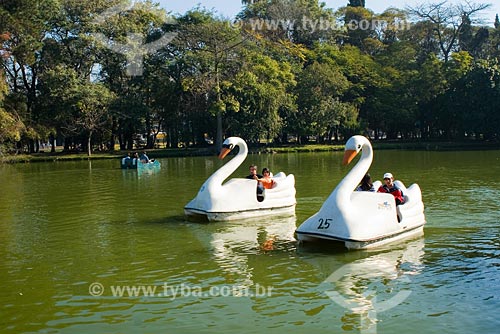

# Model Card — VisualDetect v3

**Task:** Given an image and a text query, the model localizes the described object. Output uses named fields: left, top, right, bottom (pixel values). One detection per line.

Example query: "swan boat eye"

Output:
left=222, top=144, right=234, bottom=150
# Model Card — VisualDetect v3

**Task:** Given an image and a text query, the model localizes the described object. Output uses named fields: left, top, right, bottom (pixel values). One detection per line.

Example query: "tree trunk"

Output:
left=50, top=134, right=56, bottom=153
left=87, top=132, right=92, bottom=156
left=216, top=110, right=223, bottom=153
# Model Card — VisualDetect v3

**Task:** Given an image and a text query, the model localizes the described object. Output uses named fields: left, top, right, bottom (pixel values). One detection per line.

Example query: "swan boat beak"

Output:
left=218, top=144, right=233, bottom=160
left=342, top=149, right=358, bottom=165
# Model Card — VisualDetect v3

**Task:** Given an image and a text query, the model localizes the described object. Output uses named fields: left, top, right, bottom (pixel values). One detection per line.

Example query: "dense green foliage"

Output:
left=1, top=0, right=499, bottom=155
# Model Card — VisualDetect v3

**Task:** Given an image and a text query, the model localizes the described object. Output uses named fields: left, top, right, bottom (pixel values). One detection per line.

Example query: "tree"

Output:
left=227, top=48, right=296, bottom=143
left=1, top=0, right=61, bottom=152
left=348, top=0, right=365, bottom=8
left=407, top=1, right=491, bottom=62
left=39, top=64, right=114, bottom=155
left=175, top=10, right=244, bottom=151
left=413, top=54, right=448, bottom=138
left=0, top=68, right=24, bottom=153
left=295, top=61, right=354, bottom=142
left=93, top=0, right=174, bottom=150
left=238, top=0, right=338, bottom=47
left=72, top=83, right=115, bottom=156
left=442, top=60, right=500, bottom=139
left=340, top=5, right=377, bottom=52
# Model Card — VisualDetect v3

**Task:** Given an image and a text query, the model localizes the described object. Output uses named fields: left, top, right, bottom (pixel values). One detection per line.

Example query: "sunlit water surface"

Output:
left=0, top=150, right=499, bottom=333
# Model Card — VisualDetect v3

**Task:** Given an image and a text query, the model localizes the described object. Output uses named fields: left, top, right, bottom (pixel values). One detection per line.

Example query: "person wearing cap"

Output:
left=377, top=172, right=405, bottom=205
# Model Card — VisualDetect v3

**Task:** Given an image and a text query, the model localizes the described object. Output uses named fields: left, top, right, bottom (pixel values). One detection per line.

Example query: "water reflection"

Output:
left=305, top=237, right=425, bottom=333
left=121, top=166, right=161, bottom=179
left=191, top=216, right=297, bottom=286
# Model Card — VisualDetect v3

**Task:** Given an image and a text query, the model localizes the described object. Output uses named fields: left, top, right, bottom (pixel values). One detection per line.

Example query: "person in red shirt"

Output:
left=377, top=172, right=405, bottom=205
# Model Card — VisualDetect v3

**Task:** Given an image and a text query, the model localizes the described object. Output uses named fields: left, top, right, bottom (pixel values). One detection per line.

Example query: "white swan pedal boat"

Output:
left=295, top=135, right=426, bottom=250
left=184, top=137, right=296, bottom=221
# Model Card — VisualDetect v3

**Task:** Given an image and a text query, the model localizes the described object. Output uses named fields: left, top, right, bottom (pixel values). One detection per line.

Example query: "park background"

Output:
left=1, top=0, right=500, bottom=158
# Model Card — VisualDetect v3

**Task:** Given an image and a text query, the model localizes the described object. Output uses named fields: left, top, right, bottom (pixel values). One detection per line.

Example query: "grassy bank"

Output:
left=1, top=140, right=499, bottom=164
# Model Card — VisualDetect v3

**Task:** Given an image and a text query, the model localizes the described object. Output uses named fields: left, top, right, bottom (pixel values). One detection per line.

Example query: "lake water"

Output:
left=1, top=150, right=499, bottom=333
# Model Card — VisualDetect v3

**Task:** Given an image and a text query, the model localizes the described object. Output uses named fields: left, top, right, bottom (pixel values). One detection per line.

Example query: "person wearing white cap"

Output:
left=377, top=172, right=405, bottom=205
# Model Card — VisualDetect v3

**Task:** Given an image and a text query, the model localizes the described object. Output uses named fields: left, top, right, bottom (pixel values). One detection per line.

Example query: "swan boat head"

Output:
left=295, top=135, right=426, bottom=249
left=184, top=137, right=296, bottom=221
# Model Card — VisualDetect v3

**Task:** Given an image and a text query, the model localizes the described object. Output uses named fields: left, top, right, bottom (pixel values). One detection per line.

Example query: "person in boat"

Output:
left=121, top=153, right=132, bottom=169
left=377, top=172, right=405, bottom=205
left=139, top=151, right=149, bottom=163
left=356, top=173, right=374, bottom=191
left=246, top=164, right=264, bottom=200
left=257, top=168, right=276, bottom=189
left=245, top=164, right=263, bottom=180
left=132, top=152, right=139, bottom=168
left=140, top=151, right=155, bottom=163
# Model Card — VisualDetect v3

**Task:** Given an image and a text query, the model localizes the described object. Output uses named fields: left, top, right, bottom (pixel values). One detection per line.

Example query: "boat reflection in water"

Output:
left=302, top=237, right=425, bottom=333
left=192, top=215, right=297, bottom=286
left=121, top=161, right=161, bottom=179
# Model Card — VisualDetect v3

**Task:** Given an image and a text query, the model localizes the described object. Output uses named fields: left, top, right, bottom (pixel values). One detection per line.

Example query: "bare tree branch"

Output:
left=406, top=1, right=491, bottom=61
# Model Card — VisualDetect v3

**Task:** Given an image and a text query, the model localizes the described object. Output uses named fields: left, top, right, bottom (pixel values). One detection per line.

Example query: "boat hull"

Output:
left=185, top=204, right=296, bottom=222
left=185, top=173, right=296, bottom=222
left=296, top=224, right=425, bottom=250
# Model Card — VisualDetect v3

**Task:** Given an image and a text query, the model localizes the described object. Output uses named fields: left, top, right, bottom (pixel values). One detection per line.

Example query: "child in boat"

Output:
left=258, top=168, right=276, bottom=189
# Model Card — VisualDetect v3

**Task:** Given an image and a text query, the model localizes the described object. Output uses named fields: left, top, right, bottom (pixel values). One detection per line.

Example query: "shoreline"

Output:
left=1, top=140, right=499, bottom=164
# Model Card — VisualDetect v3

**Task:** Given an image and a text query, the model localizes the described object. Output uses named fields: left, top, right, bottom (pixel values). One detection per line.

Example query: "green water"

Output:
left=1, top=150, right=499, bottom=333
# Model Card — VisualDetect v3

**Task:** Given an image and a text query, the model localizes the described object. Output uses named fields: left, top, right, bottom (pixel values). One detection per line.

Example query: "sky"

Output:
left=159, top=0, right=499, bottom=26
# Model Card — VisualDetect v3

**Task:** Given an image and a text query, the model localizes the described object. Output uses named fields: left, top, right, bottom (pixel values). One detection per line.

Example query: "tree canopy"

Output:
left=0, top=0, right=499, bottom=155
